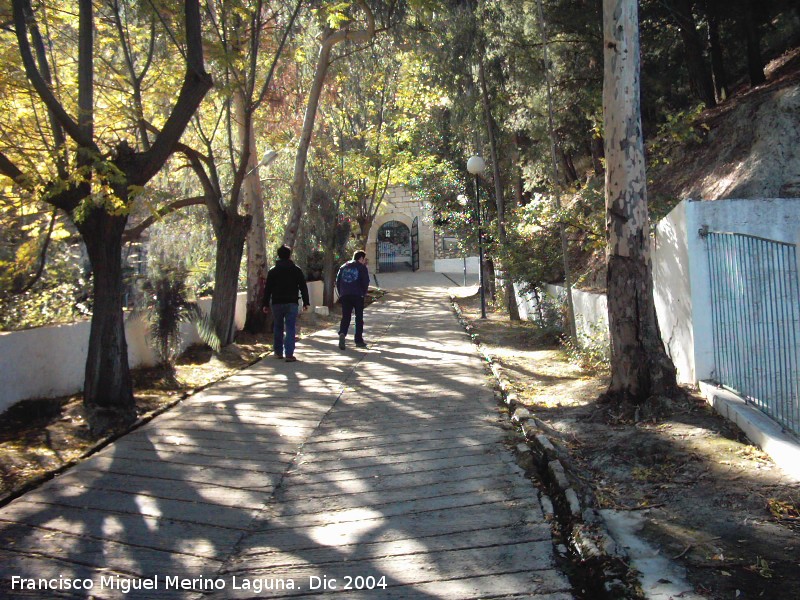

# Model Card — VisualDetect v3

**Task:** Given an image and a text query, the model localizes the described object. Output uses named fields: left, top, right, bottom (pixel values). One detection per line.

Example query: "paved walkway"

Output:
left=0, top=275, right=573, bottom=599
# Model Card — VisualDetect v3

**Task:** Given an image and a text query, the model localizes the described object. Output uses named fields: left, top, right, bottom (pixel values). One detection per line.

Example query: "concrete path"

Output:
left=0, top=277, right=572, bottom=599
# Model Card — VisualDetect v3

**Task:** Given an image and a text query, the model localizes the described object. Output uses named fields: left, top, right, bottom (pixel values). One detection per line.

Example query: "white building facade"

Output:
left=367, top=186, right=476, bottom=273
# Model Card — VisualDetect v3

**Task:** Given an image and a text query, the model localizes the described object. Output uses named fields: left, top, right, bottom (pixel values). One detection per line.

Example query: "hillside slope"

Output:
left=648, top=47, right=800, bottom=204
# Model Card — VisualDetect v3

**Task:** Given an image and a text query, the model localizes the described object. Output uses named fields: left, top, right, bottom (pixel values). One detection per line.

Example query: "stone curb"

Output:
left=450, top=298, right=639, bottom=599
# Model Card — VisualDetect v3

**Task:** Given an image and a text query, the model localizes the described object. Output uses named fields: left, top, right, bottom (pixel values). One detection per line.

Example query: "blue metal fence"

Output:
left=705, top=230, right=800, bottom=437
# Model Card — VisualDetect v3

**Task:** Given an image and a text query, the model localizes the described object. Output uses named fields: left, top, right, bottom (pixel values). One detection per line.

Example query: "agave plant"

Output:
left=143, top=264, right=219, bottom=370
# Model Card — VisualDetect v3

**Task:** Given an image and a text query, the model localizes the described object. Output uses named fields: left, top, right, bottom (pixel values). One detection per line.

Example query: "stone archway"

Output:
left=375, top=220, right=412, bottom=272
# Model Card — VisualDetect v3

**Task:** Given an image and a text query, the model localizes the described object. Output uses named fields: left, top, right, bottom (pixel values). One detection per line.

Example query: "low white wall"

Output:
left=0, top=292, right=250, bottom=413
left=510, top=283, right=537, bottom=321
left=509, top=282, right=609, bottom=346
left=525, top=198, right=800, bottom=386
left=308, top=280, right=324, bottom=307
left=435, top=256, right=480, bottom=274
left=1, top=285, right=325, bottom=413
left=654, top=201, right=696, bottom=383
left=544, top=285, right=610, bottom=345
left=0, top=321, right=93, bottom=410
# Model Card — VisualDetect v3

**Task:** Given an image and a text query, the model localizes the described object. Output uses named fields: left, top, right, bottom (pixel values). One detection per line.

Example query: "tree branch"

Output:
left=253, top=0, right=303, bottom=111
left=322, top=0, right=376, bottom=51
left=133, top=0, right=212, bottom=184
left=123, top=196, right=207, bottom=241
left=15, top=207, right=58, bottom=293
left=12, top=0, right=96, bottom=151
left=0, top=150, right=32, bottom=189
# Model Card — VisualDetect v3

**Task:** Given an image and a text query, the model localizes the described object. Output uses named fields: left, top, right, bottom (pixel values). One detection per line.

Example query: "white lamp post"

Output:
left=466, top=155, right=487, bottom=319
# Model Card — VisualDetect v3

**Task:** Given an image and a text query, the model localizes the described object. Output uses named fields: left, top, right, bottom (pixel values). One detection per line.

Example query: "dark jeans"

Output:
left=339, top=295, right=365, bottom=343
left=271, top=302, right=299, bottom=357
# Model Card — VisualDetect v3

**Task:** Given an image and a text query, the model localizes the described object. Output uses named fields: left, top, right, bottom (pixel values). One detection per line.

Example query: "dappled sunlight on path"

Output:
left=0, top=281, right=571, bottom=599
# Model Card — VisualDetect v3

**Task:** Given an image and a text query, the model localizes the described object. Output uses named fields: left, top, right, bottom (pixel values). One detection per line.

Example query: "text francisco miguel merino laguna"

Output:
left=12, top=574, right=389, bottom=593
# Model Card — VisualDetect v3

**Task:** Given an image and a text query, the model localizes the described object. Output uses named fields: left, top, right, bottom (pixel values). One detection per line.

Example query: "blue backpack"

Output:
left=340, top=264, right=359, bottom=284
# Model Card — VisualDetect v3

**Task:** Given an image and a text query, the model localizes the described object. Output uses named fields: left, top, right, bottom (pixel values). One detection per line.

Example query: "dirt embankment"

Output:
left=648, top=47, right=800, bottom=204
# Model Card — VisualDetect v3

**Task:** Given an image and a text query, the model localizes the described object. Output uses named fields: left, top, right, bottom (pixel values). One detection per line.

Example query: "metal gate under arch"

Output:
left=376, top=220, right=413, bottom=273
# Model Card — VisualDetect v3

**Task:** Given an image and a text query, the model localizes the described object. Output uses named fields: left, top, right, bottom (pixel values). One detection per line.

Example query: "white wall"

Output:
left=686, top=197, right=800, bottom=243
left=0, top=292, right=251, bottom=413
left=435, top=257, right=480, bottom=274
left=514, top=198, right=800, bottom=386
left=653, top=201, right=697, bottom=383
left=6, top=199, right=799, bottom=412
left=509, top=282, right=609, bottom=346
left=308, top=280, right=324, bottom=308
left=511, top=283, right=537, bottom=321
left=656, top=198, right=800, bottom=384
left=0, top=321, right=93, bottom=409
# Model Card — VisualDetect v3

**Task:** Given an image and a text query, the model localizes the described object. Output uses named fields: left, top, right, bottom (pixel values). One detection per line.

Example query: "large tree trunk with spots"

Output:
left=601, top=0, right=677, bottom=410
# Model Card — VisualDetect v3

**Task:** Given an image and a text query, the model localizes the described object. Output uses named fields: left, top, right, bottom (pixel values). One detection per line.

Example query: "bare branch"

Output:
left=123, top=196, right=207, bottom=241
left=11, top=0, right=96, bottom=150
left=15, top=207, right=58, bottom=294
left=134, top=0, right=212, bottom=184
left=253, top=0, right=303, bottom=111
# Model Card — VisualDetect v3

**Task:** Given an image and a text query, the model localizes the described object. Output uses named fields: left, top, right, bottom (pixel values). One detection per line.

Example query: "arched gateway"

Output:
left=376, top=220, right=412, bottom=272
left=367, top=186, right=462, bottom=273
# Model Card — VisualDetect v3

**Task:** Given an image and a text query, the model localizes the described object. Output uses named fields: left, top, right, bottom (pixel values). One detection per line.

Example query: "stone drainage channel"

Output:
left=450, top=299, right=640, bottom=600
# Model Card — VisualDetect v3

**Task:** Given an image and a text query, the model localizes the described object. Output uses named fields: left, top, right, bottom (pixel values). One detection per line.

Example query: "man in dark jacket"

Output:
left=336, top=250, right=370, bottom=350
left=262, top=245, right=310, bottom=362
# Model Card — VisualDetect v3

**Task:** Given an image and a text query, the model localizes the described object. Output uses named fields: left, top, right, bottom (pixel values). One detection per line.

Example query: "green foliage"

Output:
left=193, top=311, right=222, bottom=354
left=529, top=286, right=609, bottom=372
left=526, top=290, right=563, bottom=344
left=0, top=280, right=91, bottom=331
left=146, top=205, right=216, bottom=297
left=648, top=104, right=709, bottom=168
left=140, top=263, right=220, bottom=369
left=0, top=236, right=91, bottom=331
left=561, top=318, right=610, bottom=372
left=499, top=195, right=565, bottom=289
left=660, top=104, right=709, bottom=145
left=142, top=265, right=197, bottom=367
left=316, top=2, right=354, bottom=29
left=410, top=162, right=473, bottom=248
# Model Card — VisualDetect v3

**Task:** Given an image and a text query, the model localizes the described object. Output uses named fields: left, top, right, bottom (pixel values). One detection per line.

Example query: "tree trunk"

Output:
left=558, top=147, right=579, bottom=183
left=237, top=96, right=269, bottom=333
left=602, top=0, right=677, bottom=408
left=483, top=257, right=496, bottom=304
left=535, top=0, right=577, bottom=340
left=283, top=2, right=375, bottom=248
left=705, top=0, right=729, bottom=102
left=8, top=0, right=211, bottom=437
left=511, top=136, right=525, bottom=206
left=741, top=0, right=766, bottom=87
left=210, top=214, right=251, bottom=346
left=323, top=245, right=336, bottom=308
left=357, top=215, right=374, bottom=249
left=671, top=0, right=717, bottom=108
left=77, top=208, right=136, bottom=435
left=478, top=57, right=519, bottom=321
left=284, top=42, right=332, bottom=248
